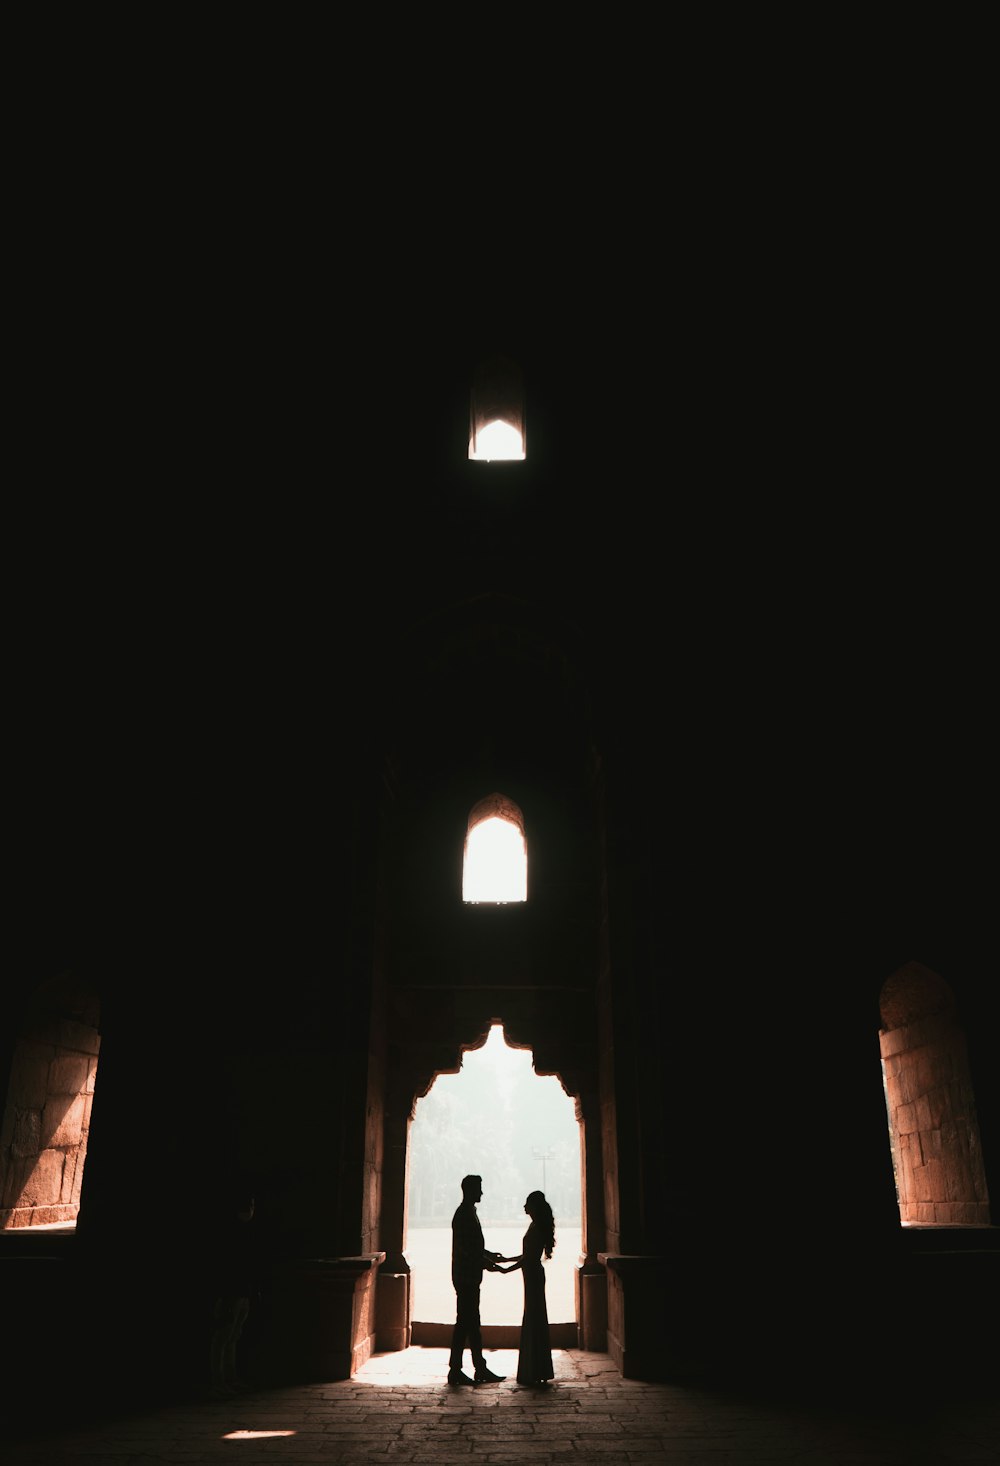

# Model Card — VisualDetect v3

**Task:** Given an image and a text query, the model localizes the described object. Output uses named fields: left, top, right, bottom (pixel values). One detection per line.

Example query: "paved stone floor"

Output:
left=4, top=1347, right=999, bottom=1465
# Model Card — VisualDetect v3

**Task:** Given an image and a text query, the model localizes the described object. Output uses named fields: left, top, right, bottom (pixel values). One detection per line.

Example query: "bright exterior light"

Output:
left=463, top=815, right=527, bottom=903
left=469, top=418, right=525, bottom=461
left=469, top=354, right=525, bottom=463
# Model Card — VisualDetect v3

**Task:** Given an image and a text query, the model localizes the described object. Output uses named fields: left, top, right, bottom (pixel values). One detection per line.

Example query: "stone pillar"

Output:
left=576, top=1260, right=608, bottom=1352
left=376, top=1091, right=412, bottom=1351
left=576, top=1087, right=607, bottom=1350
left=376, top=1269, right=411, bottom=1353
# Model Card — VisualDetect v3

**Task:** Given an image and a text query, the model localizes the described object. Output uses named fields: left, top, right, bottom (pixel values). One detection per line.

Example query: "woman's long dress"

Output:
left=516, top=1221, right=554, bottom=1385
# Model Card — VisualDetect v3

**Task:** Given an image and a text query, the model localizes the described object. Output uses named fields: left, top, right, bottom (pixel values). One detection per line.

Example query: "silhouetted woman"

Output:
left=498, top=1190, right=555, bottom=1387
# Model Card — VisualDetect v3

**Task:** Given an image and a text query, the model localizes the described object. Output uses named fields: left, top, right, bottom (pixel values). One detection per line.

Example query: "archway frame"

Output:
left=376, top=1010, right=608, bottom=1354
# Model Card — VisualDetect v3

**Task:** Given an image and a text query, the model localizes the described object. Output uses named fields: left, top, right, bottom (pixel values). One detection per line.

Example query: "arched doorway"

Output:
left=376, top=1011, right=607, bottom=1356
left=405, top=1022, right=582, bottom=1344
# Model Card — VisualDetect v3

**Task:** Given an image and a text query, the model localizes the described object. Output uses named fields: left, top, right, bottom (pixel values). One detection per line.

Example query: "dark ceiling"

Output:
left=11, top=150, right=991, bottom=991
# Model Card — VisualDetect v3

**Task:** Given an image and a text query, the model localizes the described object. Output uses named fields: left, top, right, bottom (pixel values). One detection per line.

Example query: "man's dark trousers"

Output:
left=450, top=1283, right=485, bottom=1372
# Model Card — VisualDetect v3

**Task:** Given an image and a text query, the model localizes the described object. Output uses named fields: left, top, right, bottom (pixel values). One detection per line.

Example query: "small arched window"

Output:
left=468, top=355, right=526, bottom=462
left=462, top=793, right=527, bottom=903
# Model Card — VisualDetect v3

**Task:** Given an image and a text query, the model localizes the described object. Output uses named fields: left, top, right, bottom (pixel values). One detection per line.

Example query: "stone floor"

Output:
left=4, top=1346, right=999, bottom=1465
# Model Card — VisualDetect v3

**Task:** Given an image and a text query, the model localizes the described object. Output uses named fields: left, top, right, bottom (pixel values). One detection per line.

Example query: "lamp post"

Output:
left=533, top=1146, right=555, bottom=1192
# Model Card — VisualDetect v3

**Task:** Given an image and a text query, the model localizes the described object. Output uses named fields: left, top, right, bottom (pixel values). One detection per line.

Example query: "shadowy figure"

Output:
left=448, top=1174, right=507, bottom=1386
left=207, top=1181, right=260, bottom=1398
left=496, top=1190, right=556, bottom=1387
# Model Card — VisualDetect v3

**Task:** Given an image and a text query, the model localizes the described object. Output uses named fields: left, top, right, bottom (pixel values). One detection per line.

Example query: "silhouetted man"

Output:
left=448, top=1174, right=506, bottom=1385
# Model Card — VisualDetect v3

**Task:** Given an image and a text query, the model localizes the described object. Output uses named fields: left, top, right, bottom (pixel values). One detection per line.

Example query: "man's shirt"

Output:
left=451, top=1199, right=487, bottom=1287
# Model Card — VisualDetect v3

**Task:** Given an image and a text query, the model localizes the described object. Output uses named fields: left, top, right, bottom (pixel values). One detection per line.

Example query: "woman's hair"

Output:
left=526, top=1190, right=555, bottom=1258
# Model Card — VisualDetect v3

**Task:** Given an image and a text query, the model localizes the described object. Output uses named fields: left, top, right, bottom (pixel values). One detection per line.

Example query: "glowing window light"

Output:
left=462, top=794, right=527, bottom=903
left=469, top=418, right=525, bottom=461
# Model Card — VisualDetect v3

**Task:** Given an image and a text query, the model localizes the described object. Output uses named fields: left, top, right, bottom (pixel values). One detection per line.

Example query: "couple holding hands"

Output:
left=449, top=1174, right=556, bottom=1389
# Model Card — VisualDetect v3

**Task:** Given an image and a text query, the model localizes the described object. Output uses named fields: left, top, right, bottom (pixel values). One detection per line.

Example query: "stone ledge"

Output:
left=267, top=1252, right=386, bottom=1381
left=598, top=1252, right=663, bottom=1274
left=293, top=1252, right=386, bottom=1272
